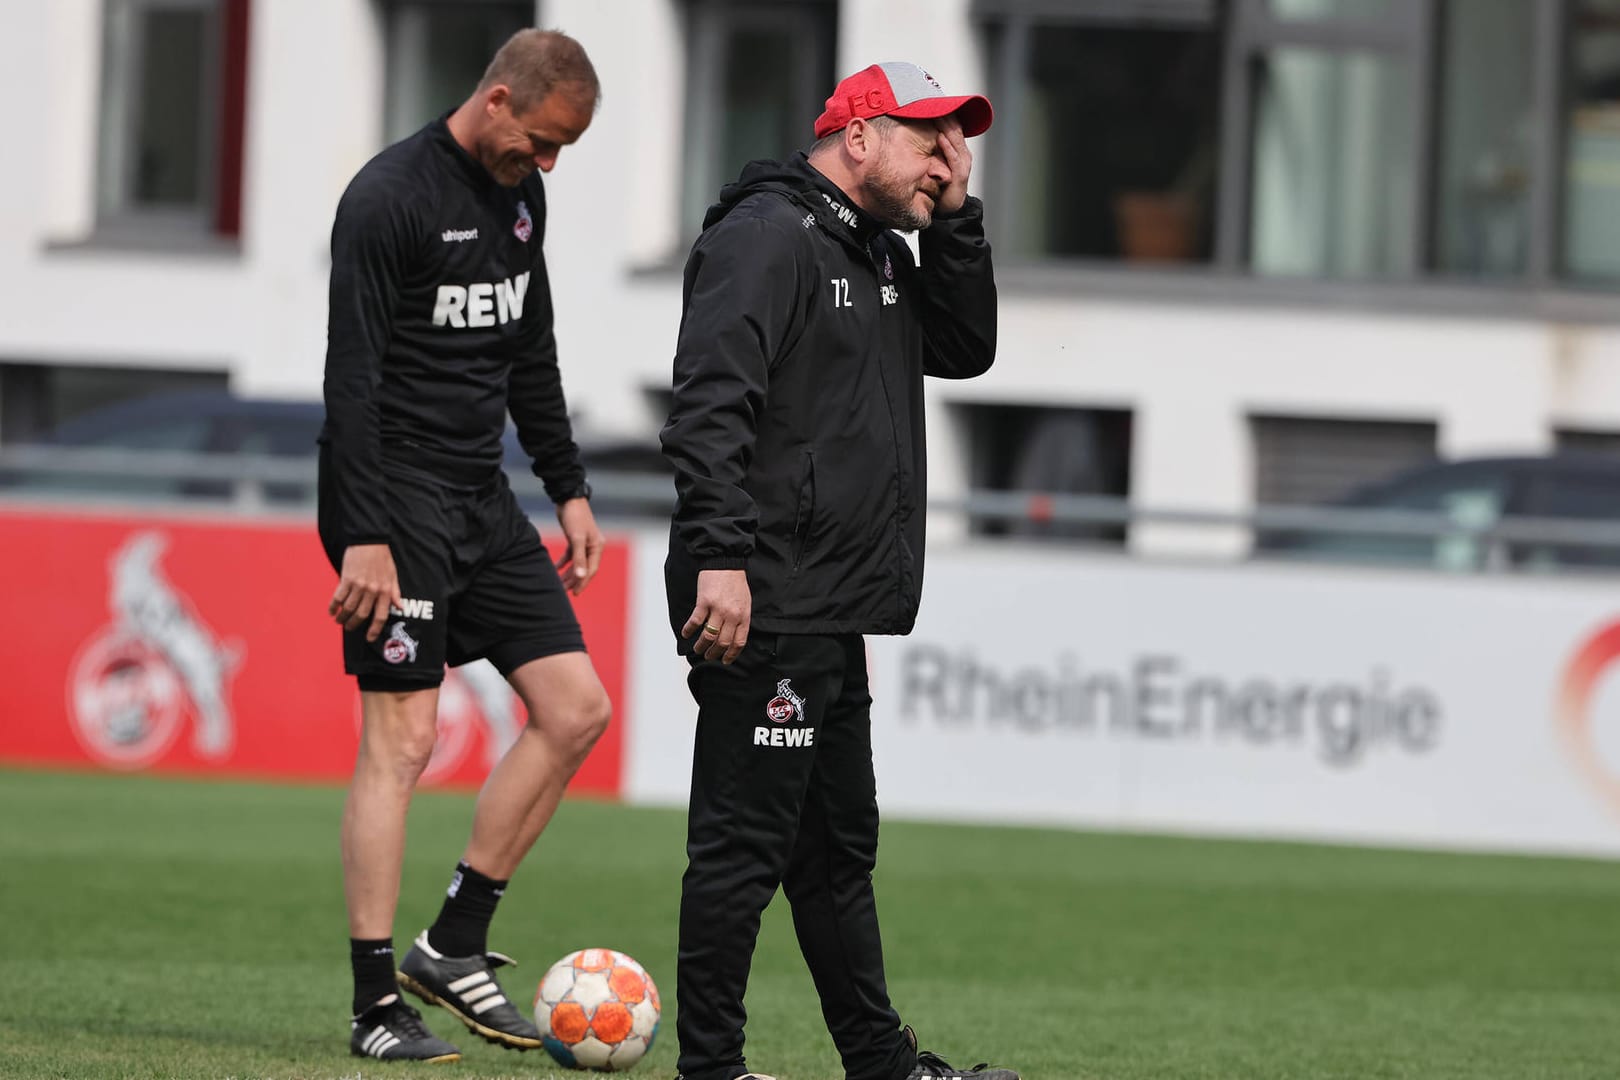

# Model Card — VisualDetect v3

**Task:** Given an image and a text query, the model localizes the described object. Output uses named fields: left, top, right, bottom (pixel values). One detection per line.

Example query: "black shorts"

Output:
left=318, top=451, right=584, bottom=691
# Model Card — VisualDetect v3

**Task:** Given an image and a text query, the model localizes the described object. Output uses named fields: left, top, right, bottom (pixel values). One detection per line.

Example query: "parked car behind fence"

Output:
left=1252, top=454, right=1620, bottom=572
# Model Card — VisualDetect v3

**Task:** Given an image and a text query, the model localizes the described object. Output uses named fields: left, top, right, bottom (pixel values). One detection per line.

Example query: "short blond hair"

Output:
left=478, top=29, right=599, bottom=114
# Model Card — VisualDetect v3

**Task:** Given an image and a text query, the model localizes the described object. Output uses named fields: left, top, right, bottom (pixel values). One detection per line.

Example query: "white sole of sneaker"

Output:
left=350, top=1048, right=462, bottom=1064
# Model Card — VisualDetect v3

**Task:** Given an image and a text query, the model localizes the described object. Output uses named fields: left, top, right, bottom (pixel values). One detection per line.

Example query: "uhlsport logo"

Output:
left=1557, top=619, right=1620, bottom=814
left=68, top=531, right=241, bottom=767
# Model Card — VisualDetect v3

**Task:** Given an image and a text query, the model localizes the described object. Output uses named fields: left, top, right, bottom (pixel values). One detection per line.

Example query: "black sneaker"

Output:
left=349, top=996, right=461, bottom=1062
left=397, top=929, right=542, bottom=1050
left=903, top=1025, right=1020, bottom=1080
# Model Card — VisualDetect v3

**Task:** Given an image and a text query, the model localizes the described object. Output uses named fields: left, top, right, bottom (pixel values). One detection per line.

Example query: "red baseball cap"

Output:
left=813, top=61, right=993, bottom=140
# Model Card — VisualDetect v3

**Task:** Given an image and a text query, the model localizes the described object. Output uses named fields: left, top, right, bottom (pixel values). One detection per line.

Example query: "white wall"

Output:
left=40, top=0, right=100, bottom=240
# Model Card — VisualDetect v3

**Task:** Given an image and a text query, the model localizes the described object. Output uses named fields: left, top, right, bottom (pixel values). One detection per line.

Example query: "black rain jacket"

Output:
left=661, top=153, right=996, bottom=637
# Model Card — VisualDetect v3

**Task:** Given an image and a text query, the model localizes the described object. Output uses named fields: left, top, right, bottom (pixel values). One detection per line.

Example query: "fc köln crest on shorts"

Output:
left=765, top=678, right=805, bottom=723
left=513, top=200, right=534, bottom=242
left=382, top=621, right=420, bottom=664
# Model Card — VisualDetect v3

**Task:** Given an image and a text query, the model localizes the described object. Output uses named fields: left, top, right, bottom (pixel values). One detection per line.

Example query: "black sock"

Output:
left=350, top=938, right=397, bottom=1016
left=426, top=861, right=507, bottom=957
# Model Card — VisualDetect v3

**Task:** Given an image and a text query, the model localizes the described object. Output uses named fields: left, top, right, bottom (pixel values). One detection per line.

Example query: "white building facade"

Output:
left=5, top=0, right=1620, bottom=557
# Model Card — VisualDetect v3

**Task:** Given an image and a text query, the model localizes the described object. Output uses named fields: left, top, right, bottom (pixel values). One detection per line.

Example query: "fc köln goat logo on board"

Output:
left=68, top=531, right=241, bottom=767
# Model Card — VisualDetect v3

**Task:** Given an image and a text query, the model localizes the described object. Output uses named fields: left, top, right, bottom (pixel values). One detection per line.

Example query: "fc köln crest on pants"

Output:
left=765, top=678, right=805, bottom=723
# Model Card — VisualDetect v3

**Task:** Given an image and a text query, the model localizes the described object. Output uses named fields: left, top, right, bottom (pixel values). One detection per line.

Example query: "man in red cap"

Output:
left=660, top=61, right=1018, bottom=1080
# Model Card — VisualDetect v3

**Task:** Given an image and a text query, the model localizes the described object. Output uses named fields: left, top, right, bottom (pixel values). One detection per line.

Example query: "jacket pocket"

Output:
left=790, top=448, right=816, bottom=573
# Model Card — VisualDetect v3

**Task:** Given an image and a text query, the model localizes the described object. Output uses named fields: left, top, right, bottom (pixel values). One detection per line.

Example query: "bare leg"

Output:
left=343, top=687, right=442, bottom=938
left=461, top=651, right=610, bottom=878
left=393, top=656, right=609, bottom=1049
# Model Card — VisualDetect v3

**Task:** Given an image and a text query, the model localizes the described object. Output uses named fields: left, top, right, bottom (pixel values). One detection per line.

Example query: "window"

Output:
left=1434, top=0, right=1536, bottom=279
left=1249, top=49, right=1415, bottom=277
left=681, top=0, right=836, bottom=237
left=958, top=404, right=1133, bottom=543
left=96, top=0, right=249, bottom=242
left=1558, top=428, right=1620, bottom=457
left=1223, top=1, right=1429, bottom=278
left=978, top=1, right=1221, bottom=263
left=1564, top=0, right=1620, bottom=282
left=1251, top=416, right=1437, bottom=506
left=383, top=1, right=534, bottom=146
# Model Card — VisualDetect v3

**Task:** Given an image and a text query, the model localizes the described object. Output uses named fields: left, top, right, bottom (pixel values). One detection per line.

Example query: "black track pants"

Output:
left=675, top=632, right=912, bottom=1080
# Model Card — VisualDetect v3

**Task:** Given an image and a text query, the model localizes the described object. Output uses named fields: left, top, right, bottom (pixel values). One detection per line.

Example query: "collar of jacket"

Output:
left=431, top=113, right=505, bottom=195
left=789, top=153, right=886, bottom=250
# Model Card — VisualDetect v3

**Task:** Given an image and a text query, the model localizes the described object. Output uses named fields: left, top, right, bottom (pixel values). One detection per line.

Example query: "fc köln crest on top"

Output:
left=513, top=200, right=534, bottom=242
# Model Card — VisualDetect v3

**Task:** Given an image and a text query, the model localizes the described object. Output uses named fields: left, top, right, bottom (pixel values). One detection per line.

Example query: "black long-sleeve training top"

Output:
left=661, top=154, right=997, bottom=636
left=319, top=118, right=587, bottom=548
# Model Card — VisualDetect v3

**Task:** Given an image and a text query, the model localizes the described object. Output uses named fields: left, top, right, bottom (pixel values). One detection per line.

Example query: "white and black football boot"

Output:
left=397, top=929, right=543, bottom=1050
left=903, top=1025, right=1021, bottom=1080
left=349, top=996, right=461, bottom=1062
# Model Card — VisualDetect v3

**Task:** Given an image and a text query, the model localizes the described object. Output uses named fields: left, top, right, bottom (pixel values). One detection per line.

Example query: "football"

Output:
left=533, top=948, right=661, bottom=1071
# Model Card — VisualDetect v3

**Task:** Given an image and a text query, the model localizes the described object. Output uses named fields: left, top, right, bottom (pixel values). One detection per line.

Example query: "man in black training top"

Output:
left=319, top=29, right=611, bottom=1063
left=662, top=62, right=1020, bottom=1080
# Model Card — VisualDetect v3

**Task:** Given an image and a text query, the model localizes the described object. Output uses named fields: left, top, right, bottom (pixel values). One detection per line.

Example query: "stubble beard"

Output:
left=498, top=157, right=533, bottom=187
left=476, top=140, right=531, bottom=187
left=861, top=160, right=935, bottom=232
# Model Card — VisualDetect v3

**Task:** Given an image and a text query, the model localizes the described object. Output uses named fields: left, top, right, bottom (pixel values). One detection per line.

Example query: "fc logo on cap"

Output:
left=849, top=89, right=888, bottom=112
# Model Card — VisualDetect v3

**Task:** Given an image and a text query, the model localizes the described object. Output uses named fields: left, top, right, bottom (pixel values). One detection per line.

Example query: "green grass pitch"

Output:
left=1, top=767, right=1618, bottom=1079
